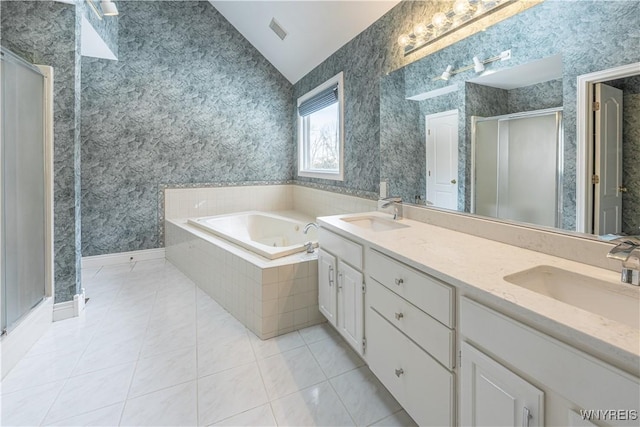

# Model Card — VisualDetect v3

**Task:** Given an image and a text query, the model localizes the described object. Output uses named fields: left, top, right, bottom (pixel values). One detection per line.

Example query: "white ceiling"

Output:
left=209, top=0, right=401, bottom=84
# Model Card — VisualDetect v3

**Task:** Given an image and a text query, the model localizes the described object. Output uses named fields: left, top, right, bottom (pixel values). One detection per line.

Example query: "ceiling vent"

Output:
left=269, top=18, right=288, bottom=41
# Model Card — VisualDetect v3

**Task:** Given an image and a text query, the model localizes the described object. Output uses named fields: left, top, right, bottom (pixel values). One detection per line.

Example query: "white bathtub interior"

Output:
left=188, top=211, right=318, bottom=260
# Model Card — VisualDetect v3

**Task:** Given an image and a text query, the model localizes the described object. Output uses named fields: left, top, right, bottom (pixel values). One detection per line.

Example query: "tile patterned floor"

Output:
left=1, top=259, right=417, bottom=426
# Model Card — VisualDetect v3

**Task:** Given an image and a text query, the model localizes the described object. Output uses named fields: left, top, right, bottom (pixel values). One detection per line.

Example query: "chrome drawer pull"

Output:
left=338, top=272, right=343, bottom=290
left=395, top=368, right=404, bottom=377
left=394, top=312, right=404, bottom=320
left=328, top=265, right=334, bottom=287
left=395, top=278, right=404, bottom=286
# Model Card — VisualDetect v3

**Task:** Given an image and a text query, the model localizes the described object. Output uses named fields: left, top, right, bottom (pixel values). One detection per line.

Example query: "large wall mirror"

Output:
left=380, top=0, right=639, bottom=238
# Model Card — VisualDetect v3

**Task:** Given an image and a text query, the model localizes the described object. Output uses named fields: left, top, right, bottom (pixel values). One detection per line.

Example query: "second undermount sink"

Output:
left=341, top=215, right=409, bottom=232
left=504, top=265, right=640, bottom=330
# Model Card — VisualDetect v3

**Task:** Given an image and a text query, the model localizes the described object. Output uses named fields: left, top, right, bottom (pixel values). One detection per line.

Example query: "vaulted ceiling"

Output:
left=209, top=0, right=401, bottom=83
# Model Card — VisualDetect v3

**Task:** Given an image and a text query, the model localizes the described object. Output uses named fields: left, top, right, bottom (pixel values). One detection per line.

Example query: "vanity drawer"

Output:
left=369, top=279, right=455, bottom=369
left=319, top=227, right=362, bottom=269
left=367, top=307, right=454, bottom=427
left=368, top=249, right=454, bottom=327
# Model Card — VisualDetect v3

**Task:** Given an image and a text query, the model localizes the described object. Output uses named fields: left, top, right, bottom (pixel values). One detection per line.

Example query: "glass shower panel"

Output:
left=1, top=51, right=46, bottom=331
left=473, top=119, right=499, bottom=217
left=498, top=114, right=559, bottom=227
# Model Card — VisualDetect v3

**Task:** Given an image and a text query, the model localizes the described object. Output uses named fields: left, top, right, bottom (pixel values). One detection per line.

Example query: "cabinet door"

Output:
left=461, top=341, right=544, bottom=427
left=337, top=260, right=364, bottom=355
left=318, top=249, right=337, bottom=326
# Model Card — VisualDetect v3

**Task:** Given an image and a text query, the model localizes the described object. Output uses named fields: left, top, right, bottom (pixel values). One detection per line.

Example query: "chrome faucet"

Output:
left=303, top=222, right=318, bottom=234
left=379, top=196, right=403, bottom=220
left=607, top=238, right=640, bottom=286
left=303, top=222, right=318, bottom=253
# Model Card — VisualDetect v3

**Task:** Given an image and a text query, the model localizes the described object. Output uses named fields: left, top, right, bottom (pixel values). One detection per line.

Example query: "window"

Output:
left=297, top=72, right=344, bottom=181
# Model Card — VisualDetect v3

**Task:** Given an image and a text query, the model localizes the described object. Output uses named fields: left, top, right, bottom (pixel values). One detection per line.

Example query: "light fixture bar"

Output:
left=431, top=50, right=511, bottom=81
left=400, top=0, right=517, bottom=56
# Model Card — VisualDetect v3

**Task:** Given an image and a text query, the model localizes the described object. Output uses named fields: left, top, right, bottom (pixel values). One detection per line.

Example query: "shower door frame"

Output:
left=0, top=48, right=54, bottom=335
left=470, top=107, right=564, bottom=228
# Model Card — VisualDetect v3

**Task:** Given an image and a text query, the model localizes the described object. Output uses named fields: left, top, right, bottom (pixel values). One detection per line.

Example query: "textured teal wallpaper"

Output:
left=1, top=1, right=82, bottom=302
left=81, top=1, right=294, bottom=256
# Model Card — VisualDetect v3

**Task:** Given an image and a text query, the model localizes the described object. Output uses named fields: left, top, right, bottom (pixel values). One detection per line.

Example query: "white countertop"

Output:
left=318, top=211, right=640, bottom=377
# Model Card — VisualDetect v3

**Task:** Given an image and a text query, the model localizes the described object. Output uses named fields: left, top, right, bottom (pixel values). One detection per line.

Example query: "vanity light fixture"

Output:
left=441, top=65, right=453, bottom=81
left=432, top=50, right=511, bottom=81
left=398, top=0, right=515, bottom=56
left=473, top=56, right=485, bottom=72
left=431, top=12, right=449, bottom=30
left=101, top=1, right=119, bottom=17
left=413, top=23, right=429, bottom=38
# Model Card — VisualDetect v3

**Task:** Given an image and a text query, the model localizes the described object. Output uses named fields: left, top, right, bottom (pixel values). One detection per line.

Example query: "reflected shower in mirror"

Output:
left=379, top=0, right=639, bottom=237
left=472, top=109, right=563, bottom=229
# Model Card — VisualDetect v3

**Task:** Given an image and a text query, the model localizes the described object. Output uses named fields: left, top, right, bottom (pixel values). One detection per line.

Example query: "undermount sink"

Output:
left=504, top=265, right=640, bottom=330
left=340, top=215, right=409, bottom=232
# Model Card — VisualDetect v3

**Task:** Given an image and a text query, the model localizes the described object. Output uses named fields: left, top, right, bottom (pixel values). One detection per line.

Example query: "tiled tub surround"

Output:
left=166, top=219, right=321, bottom=340
left=164, top=185, right=376, bottom=339
left=163, top=184, right=377, bottom=223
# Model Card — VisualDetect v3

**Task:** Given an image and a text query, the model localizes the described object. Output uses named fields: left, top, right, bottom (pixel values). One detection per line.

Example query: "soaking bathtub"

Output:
left=187, top=211, right=318, bottom=260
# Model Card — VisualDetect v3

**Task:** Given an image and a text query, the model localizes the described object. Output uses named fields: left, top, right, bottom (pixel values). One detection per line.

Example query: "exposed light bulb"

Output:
left=431, top=12, right=448, bottom=29
left=473, top=56, right=485, bottom=73
left=441, top=65, right=453, bottom=80
left=397, top=34, right=411, bottom=48
left=453, top=0, right=470, bottom=16
left=413, top=23, right=429, bottom=37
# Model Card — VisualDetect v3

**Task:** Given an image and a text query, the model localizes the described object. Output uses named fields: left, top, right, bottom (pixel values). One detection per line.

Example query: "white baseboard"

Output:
left=81, top=248, right=166, bottom=269
left=1, top=297, right=53, bottom=379
left=53, top=288, right=86, bottom=322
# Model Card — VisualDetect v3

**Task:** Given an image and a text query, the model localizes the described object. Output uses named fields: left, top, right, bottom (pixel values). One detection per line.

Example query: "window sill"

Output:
left=297, top=170, right=344, bottom=181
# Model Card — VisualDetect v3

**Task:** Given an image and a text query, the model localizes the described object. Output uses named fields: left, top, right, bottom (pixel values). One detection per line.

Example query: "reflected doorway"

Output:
left=426, top=110, right=459, bottom=210
left=576, top=62, right=640, bottom=236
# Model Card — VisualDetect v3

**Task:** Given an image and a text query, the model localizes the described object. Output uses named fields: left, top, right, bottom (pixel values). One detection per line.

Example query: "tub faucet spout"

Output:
left=304, top=222, right=318, bottom=234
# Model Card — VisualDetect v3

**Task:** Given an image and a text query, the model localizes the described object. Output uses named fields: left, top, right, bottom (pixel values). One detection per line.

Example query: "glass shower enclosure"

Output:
left=471, top=108, right=564, bottom=228
left=1, top=47, right=47, bottom=333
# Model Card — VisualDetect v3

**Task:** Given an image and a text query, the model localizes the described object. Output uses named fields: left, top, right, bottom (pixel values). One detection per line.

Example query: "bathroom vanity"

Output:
left=316, top=212, right=640, bottom=427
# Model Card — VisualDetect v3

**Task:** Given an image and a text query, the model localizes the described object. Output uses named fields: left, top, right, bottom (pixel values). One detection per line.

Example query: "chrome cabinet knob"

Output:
left=395, top=368, right=404, bottom=377
left=394, top=312, right=404, bottom=320
left=395, top=278, right=403, bottom=286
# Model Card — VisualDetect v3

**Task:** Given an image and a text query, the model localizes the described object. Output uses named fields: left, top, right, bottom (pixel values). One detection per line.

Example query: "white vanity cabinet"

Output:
left=366, top=248, right=456, bottom=426
left=317, top=227, right=364, bottom=355
left=461, top=340, right=544, bottom=427
left=460, top=297, right=640, bottom=427
left=317, top=248, right=337, bottom=326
